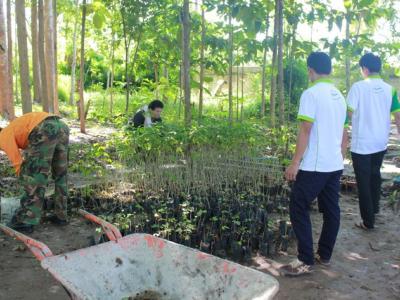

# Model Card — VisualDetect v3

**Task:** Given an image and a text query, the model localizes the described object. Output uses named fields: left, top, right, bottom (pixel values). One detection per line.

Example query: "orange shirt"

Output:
left=0, top=112, right=50, bottom=175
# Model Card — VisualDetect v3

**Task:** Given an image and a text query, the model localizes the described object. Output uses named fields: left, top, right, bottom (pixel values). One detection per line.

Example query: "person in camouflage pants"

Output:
left=15, top=117, right=70, bottom=226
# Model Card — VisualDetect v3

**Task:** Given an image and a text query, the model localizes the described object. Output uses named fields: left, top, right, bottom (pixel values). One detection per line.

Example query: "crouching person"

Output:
left=0, top=112, right=70, bottom=232
left=129, top=100, right=164, bottom=128
left=282, top=52, right=348, bottom=276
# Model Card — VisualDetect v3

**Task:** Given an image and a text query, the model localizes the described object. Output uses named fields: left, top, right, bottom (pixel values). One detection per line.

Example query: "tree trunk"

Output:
left=124, top=44, right=130, bottom=112
left=38, top=0, right=49, bottom=111
left=44, top=0, right=56, bottom=113
left=198, top=3, right=205, bottom=121
left=228, top=6, right=233, bottom=123
left=52, top=0, right=59, bottom=114
left=16, top=0, right=32, bottom=113
left=269, top=1, right=279, bottom=127
left=310, top=1, right=314, bottom=43
left=0, top=0, right=11, bottom=118
left=79, top=0, right=87, bottom=133
left=240, top=63, right=244, bottom=121
left=277, top=0, right=284, bottom=125
left=14, top=14, right=19, bottom=104
left=69, top=0, right=79, bottom=106
left=345, top=13, right=351, bottom=93
left=121, top=7, right=131, bottom=114
left=162, top=65, right=168, bottom=102
left=261, top=14, right=269, bottom=118
left=129, top=30, right=142, bottom=87
left=4, top=0, right=14, bottom=119
left=288, top=24, right=297, bottom=120
left=31, top=0, right=41, bottom=104
left=154, top=63, right=159, bottom=98
left=182, top=0, right=191, bottom=127
left=236, top=62, right=239, bottom=121
left=109, top=30, right=115, bottom=115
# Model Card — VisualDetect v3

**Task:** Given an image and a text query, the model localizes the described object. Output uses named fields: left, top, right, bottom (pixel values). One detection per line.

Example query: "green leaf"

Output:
left=232, top=6, right=240, bottom=18
left=358, top=0, right=375, bottom=8
left=93, top=12, right=106, bottom=29
left=335, top=15, right=343, bottom=30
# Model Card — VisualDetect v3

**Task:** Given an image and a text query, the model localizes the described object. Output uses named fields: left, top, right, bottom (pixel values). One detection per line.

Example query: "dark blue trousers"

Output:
left=351, top=150, right=386, bottom=229
left=290, top=170, right=342, bottom=265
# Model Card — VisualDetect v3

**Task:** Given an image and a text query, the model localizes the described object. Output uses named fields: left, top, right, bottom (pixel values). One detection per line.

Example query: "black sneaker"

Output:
left=315, top=253, right=331, bottom=266
left=9, top=216, right=34, bottom=234
left=43, top=214, right=68, bottom=226
left=280, top=259, right=314, bottom=277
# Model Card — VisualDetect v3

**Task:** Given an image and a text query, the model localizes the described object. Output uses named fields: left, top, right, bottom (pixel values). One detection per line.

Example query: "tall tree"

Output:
left=121, top=8, right=131, bottom=114
left=38, top=0, right=49, bottom=111
left=345, top=11, right=351, bottom=93
left=6, top=0, right=13, bottom=115
left=16, top=0, right=32, bottom=113
left=69, top=0, right=79, bottom=106
left=109, top=30, right=115, bottom=115
left=182, top=0, right=191, bottom=127
left=79, top=0, right=87, bottom=133
left=198, top=2, right=205, bottom=120
left=269, top=0, right=279, bottom=127
left=52, top=0, right=59, bottom=114
left=240, top=63, right=244, bottom=121
left=277, top=0, right=284, bottom=125
left=119, top=0, right=148, bottom=113
left=261, top=14, right=269, bottom=118
left=31, top=0, right=41, bottom=104
left=44, top=0, right=56, bottom=113
left=227, top=3, right=233, bottom=123
left=0, top=0, right=9, bottom=118
left=287, top=2, right=301, bottom=105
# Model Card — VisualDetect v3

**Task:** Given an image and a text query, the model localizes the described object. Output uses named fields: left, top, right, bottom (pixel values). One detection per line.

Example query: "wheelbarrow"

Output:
left=0, top=209, right=279, bottom=300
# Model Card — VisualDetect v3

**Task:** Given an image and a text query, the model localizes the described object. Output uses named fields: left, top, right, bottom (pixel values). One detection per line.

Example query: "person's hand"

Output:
left=285, top=161, right=300, bottom=181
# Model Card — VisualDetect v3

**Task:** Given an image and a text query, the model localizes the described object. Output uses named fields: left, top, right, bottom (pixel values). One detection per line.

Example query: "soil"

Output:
left=1, top=193, right=398, bottom=300
left=0, top=218, right=97, bottom=299
left=254, top=194, right=400, bottom=300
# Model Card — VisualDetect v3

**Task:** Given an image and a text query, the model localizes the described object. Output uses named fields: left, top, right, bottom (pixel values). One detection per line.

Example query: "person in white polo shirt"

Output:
left=347, top=53, right=400, bottom=230
left=281, top=52, right=348, bottom=276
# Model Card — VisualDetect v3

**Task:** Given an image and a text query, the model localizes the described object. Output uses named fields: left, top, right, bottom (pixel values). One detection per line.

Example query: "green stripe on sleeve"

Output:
left=297, top=115, right=315, bottom=123
left=347, top=105, right=354, bottom=112
left=344, top=114, right=350, bottom=128
left=391, top=88, right=400, bottom=113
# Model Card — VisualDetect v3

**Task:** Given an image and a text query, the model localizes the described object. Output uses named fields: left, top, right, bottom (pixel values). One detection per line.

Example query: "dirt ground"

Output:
left=0, top=126, right=399, bottom=299
left=1, top=193, right=398, bottom=300
left=254, top=193, right=400, bottom=300
left=0, top=218, right=97, bottom=299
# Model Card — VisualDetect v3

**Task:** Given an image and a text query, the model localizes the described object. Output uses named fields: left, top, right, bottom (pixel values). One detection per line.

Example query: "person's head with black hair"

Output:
left=307, top=52, right=332, bottom=82
left=359, top=53, right=381, bottom=78
left=148, top=99, right=164, bottom=119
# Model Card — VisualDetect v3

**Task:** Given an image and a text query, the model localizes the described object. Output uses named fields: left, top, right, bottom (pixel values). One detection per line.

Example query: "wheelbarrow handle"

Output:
left=78, top=209, right=122, bottom=241
left=0, top=223, right=53, bottom=261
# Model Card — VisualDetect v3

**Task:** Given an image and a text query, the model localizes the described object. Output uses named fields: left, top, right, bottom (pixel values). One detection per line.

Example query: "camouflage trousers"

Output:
left=16, top=117, right=70, bottom=225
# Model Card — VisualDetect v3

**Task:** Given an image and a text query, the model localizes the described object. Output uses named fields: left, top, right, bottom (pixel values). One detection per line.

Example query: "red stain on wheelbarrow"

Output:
left=144, top=235, right=166, bottom=258
left=222, top=262, right=237, bottom=274
left=197, top=252, right=211, bottom=260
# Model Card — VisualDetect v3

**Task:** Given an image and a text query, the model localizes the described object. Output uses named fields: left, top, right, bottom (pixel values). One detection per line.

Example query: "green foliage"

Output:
left=58, top=86, right=69, bottom=103
left=69, top=143, right=112, bottom=177
left=284, top=59, right=308, bottom=107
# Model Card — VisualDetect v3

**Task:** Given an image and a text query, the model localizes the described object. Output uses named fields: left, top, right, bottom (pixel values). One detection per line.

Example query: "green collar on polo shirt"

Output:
left=367, top=74, right=381, bottom=79
left=309, top=78, right=333, bottom=87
